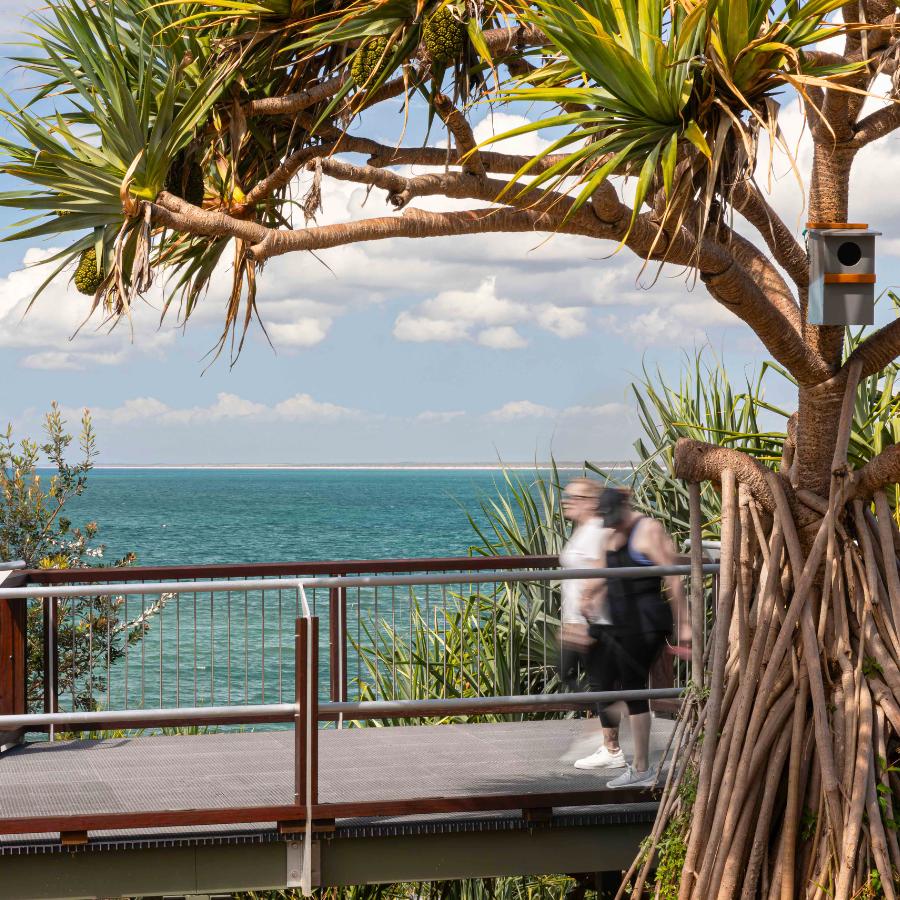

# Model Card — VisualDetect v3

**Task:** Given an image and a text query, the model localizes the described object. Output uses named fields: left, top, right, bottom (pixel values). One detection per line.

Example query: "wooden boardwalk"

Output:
left=0, top=718, right=674, bottom=846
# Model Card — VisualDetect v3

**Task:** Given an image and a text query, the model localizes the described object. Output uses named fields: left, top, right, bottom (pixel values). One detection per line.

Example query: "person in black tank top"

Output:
left=585, top=488, right=690, bottom=789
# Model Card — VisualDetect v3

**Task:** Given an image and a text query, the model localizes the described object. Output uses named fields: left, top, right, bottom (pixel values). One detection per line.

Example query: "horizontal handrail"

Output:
left=22, top=554, right=561, bottom=585
left=323, top=688, right=685, bottom=718
left=0, top=564, right=720, bottom=600
left=0, top=703, right=296, bottom=730
left=0, top=687, right=685, bottom=730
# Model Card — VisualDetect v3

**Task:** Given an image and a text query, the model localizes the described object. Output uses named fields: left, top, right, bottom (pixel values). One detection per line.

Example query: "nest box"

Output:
left=808, top=222, right=880, bottom=326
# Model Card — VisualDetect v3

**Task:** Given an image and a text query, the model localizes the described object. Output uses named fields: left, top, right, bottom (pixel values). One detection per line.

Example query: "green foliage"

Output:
left=237, top=875, right=574, bottom=900
left=0, top=405, right=156, bottom=712
left=0, top=403, right=96, bottom=566
left=353, top=463, right=570, bottom=721
left=486, top=0, right=859, bottom=235
left=592, top=349, right=790, bottom=545
left=590, top=309, right=900, bottom=545
left=0, top=0, right=236, bottom=315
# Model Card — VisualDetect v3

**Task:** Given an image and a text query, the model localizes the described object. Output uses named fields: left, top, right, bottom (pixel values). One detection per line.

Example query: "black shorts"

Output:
left=587, top=625, right=667, bottom=720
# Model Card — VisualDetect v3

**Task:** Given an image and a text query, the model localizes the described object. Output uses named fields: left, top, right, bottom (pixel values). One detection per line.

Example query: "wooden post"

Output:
left=294, top=616, right=319, bottom=810
left=328, top=587, right=347, bottom=703
left=295, top=617, right=308, bottom=809
left=0, top=567, right=28, bottom=751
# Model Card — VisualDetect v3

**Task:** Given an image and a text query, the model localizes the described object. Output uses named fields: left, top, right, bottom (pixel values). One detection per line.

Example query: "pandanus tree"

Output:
left=4, top=0, right=900, bottom=894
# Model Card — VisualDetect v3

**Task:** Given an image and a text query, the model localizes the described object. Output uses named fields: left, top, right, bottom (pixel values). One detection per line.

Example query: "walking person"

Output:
left=581, top=487, right=690, bottom=788
left=558, top=478, right=615, bottom=762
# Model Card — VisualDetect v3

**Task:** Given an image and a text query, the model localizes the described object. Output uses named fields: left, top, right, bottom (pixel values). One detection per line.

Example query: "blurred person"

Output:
left=558, top=478, right=613, bottom=761
left=575, top=488, right=690, bottom=787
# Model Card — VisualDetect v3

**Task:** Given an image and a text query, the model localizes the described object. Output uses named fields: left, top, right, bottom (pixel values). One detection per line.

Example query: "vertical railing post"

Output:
left=42, top=595, right=59, bottom=740
left=294, top=613, right=319, bottom=896
left=0, top=563, right=28, bottom=752
left=294, top=615, right=319, bottom=809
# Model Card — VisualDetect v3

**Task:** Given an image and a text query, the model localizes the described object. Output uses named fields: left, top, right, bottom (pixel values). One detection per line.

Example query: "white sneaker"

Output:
left=573, top=746, right=627, bottom=769
left=607, top=764, right=656, bottom=788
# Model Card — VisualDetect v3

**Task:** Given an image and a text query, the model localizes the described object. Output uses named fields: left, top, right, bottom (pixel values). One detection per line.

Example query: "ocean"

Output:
left=61, top=467, right=585, bottom=567
left=40, top=467, right=609, bottom=713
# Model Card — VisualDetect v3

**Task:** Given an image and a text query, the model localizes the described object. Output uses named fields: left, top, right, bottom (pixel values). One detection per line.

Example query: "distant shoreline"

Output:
left=86, top=463, right=635, bottom=471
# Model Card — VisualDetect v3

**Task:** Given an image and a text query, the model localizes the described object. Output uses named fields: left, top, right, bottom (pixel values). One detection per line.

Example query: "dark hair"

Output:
left=598, top=487, right=630, bottom=526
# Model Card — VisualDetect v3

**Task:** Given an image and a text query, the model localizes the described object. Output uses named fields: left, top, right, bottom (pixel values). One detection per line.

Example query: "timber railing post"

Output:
left=294, top=615, right=319, bottom=810
left=294, top=613, right=319, bottom=896
left=0, top=561, right=28, bottom=752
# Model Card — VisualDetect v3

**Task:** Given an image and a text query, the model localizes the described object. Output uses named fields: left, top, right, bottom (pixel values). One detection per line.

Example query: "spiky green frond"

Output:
left=484, top=0, right=860, bottom=242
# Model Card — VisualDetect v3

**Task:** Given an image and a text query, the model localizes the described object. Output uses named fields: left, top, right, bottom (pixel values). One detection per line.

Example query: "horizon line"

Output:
left=81, top=462, right=636, bottom=471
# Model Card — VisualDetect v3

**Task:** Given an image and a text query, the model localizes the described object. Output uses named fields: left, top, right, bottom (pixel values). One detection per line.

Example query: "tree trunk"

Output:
left=637, top=365, right=900, bottom=897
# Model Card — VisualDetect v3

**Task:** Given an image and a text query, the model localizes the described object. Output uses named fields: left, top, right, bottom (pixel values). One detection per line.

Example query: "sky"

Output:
left=1, top=2, right=899, bottom=465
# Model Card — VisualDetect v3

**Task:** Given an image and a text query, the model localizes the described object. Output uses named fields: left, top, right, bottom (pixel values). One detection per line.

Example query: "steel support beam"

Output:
left=0, top=818, right=652, bottom=899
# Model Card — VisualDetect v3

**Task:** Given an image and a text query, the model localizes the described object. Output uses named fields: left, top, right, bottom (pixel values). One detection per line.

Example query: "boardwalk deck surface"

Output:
left=0, top=717, right=674, bottom=846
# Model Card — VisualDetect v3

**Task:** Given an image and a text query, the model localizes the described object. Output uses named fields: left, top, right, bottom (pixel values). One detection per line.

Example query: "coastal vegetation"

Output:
left=1, top=406, right=153, bottom=711
left=3, top=0, right=900, bottom=895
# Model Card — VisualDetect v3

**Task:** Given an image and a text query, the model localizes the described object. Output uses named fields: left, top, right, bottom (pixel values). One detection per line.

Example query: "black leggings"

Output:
left=587, top=626, right=667, bottom=727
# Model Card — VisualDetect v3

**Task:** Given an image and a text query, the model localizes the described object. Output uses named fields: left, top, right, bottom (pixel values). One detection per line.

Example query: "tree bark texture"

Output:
left=643, top=361, right=900, bottom=897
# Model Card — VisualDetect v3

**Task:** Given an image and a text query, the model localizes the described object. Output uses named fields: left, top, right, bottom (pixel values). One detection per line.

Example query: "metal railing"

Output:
left=0, top=560, right=719, bottom=842
left=1, top=557, right=717, bottom=724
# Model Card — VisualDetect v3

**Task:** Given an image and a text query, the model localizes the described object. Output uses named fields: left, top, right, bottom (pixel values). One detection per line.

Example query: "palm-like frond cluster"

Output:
left=489, top=0, right=856, bottom=235
left=0, top=0, right=867, bottom=360
left=0, top=2, right=236, bottom=326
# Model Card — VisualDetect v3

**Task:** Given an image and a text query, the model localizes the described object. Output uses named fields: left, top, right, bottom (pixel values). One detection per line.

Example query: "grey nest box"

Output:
left=808, top=222, right=880, bottom=326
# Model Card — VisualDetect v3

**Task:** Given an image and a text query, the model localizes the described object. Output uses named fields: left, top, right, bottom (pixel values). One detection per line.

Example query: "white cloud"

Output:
left=471, top=112, right=551, bottom=157
left=82, top=392, right=363, bottom=426
left=477, top=326, right=528, bottom=349
left=417, top=277, right=528, bottom=326
left=267, top=318, right=331, bottom=348
left=0, top=248, right=176, bottom=367
left=272, top=393, right=362, bottom=421
left=536, top=305, right=589, bottom=338
left=393, top=312, right=469, bottom=342
left=393, top=276, right=591, bottom=347
left=561, top=403, right=628, bottom=418
left=486, top=400, right=556, bottom=421
left=416, top=410, right=466, bottom=423
left=484, top=399, right=631, bottom=422
left=21, top=350, right=125, bottom=370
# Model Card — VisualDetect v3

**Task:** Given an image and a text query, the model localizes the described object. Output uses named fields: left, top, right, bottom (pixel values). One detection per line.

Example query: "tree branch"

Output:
left=842, top=318, right=900, bottom=379
left=852, top=101, right=900, bottom=148
left=852, top=444, right=900, bottom=499
left=152, top=192, right=553, bottom=258
left=156, top=149, right=824, bottom=383
left=732, top=180, right=809, bottom=290
left=673, top=438, right=777, bottom=512
left=432, top=93, right=484, bottom=176
left=243, top=24, right=546, bottom=119
left=246, top=74, right=349, bottom=117
left=244, top=143, right=336, bottom=207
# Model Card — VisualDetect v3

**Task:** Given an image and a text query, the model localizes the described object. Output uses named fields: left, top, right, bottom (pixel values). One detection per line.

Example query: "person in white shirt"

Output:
left=559, top=478, right=614, bottom=760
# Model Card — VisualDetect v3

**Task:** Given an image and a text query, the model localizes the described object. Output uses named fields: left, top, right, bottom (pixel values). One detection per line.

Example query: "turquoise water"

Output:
left=45, top=468, right=585, bottom=713
left=62, top=468, right=574, bottom=566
